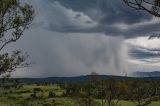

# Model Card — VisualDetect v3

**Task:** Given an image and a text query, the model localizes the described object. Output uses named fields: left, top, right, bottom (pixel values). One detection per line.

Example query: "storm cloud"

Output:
left=28, top=0, right=160, bottom=38
left=5, top=0, right=160, bottom=77
left=10, top=28, right=128, bottom=77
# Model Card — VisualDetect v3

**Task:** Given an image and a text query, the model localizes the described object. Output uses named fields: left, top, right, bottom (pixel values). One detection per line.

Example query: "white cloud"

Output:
left=126, top=37, right=160, bottom=69
left=126, top=37, right=160, bottom=50
left=128, top=58, right=160, bottom=67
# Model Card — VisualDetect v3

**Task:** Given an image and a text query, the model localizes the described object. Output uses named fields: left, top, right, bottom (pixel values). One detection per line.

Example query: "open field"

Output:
left=0, top=84, right=160, bottom=106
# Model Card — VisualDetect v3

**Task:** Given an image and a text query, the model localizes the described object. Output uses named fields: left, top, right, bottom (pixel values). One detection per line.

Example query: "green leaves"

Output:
left=0, top=0, right=34, bottom=75
left=0, top=0, right=34, bottom=43
left=0, top=51, right=29, bottom=75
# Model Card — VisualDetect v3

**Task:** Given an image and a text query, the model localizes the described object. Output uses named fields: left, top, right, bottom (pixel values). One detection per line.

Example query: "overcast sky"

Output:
left=8, top=0, right=160, bottom=77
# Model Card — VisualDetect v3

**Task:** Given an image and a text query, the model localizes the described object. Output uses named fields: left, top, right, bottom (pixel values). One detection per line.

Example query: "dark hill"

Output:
left=132, top=71, right=160, bottom=77
left=15, top=75, right=160, bottom=84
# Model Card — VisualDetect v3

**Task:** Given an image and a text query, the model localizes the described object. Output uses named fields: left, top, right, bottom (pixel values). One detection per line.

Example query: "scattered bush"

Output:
left=25, top=97, right=31, bottom=101
left=62, top=92, right=67, bottom=97
left=33, top=88, right=42, bottom=92
left=52, top=99, right=55, bottom=103
left=48, top=91, right=56, bottom=98
left=7, top=96, right=17, bottom=100
left=30, top=94, right=34, bottom=97
left=9, top=90, right=13, bottom=93
left=4, top=92, right=8, bottom=95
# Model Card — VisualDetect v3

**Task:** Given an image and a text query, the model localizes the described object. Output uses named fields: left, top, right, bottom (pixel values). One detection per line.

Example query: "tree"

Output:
left=97, top=79, right=121, bottom=106
left=0, top=0, right=34, bottom=75
left=33, top=88, right=43, bottom=99
left=129, top=80, right=158, bottom=106
left=123, top=0, right=160, bottom=17
left=105, top=79, right=121, bottom=106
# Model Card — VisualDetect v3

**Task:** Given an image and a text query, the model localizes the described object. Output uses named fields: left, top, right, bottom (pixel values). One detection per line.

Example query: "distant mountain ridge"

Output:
left=10, top=74, right=160, bottom=84
left=17, top=75, right=120, bottom=83
left=1, top=73, right=160, bottom=84
left=1, top=75, right=132, bottom=84
left=132, top=71, right=160, bottom=77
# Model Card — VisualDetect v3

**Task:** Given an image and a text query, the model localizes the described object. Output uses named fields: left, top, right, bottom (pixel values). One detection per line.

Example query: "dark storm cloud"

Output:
left=1, top=0, right=129, bottom=77
left=8, top=0, right=160, bottom=77
left=49, top=0, right=151, bottom=25
left=47, top=21, right=160, bottom=38
left=34, top=0, right=160, bottom=38
left=105, top=22, right=160, bottom=38
left=94, top=0, right=151, bottom=25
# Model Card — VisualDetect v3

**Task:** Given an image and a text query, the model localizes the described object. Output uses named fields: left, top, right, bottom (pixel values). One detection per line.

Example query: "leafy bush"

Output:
left=62, top=92, right=67, bottom=97
left=48, top=91, right=56, bottom=98
left=9, top=90, right=13, bottom=93
left=4, top=92, right=8, bottom=95
left=30, top=94, right=34, bottom=97
left=7, top=96, right=17, bottom=100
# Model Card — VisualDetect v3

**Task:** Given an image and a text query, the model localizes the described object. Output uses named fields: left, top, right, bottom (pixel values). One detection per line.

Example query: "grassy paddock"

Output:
left=0, top=84, right=160, bottom=106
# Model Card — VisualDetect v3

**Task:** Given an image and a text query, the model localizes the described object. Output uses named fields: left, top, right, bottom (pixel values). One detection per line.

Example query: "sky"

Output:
left=7, top=0, right=160, bottom=77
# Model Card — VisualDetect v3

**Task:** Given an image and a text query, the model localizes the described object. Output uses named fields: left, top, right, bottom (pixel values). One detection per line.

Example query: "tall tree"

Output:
left=129, top=80, right=158, bottom=106
left=123, top=0, right=160, bottom=17
left=0, top=0, right=34, bottom=75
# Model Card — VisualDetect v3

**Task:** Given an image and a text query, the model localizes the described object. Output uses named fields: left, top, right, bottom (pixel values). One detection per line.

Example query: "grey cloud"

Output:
left=105, top=22, right=160, bottom=38
left=10, top=28, right=128, bottom=77
left=128, top=44, right=160, bottom=60
left=95, top=0, right=151, bottom=25
left=29, top=0, right=160, bottom=38
left=48, top=21, right=160, bottom=38
left=9, top=0, right=159, bottom=77
left=50, top=0, right=151, bottom=25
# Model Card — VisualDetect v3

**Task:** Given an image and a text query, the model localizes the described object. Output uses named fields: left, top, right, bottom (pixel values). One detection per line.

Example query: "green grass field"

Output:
left=0, top=84, right=160, bottom=106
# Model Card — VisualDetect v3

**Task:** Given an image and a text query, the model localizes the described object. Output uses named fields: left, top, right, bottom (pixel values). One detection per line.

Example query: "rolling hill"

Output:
left=132, top=71, right=160, bottom=77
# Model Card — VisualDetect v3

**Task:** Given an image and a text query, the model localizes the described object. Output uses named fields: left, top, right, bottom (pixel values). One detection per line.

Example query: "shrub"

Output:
left=7, top=96, right=17, bottom=100
left=52, top=99, right=55, bottom=103
left=30, top=94, right=34, bottom=97
left=33, top=88, right=42, bottom=92
left=9, top=90, right=13, bottom=93
left=62, top=92, right=67, bottom=97
left=4, top=92, right=8, bottom=95
left=48, top=91, right=56, bottom=98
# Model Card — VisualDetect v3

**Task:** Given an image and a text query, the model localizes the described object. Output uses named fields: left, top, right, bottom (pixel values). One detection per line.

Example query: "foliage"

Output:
left=0, top=79, right=160, bottom=106
left=127, top=80, right=159, bottom=106
left=48, top=91, right=56, bottom=98
left=0, top=0, right=34, bottom=75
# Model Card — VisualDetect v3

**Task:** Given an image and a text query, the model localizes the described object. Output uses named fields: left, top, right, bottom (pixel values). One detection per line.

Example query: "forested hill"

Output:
left=6, top=75, right=160, bottom=84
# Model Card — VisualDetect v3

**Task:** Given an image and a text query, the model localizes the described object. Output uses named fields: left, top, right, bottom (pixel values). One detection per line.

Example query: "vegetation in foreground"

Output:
left=0, top=75, right=160, bottom=106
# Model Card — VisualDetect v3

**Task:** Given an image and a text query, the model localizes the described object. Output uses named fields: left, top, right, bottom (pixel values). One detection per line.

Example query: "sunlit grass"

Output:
left=0, top=84, right=160, bottom=106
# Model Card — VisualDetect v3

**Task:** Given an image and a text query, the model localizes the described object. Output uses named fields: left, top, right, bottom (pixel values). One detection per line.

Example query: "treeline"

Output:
left=60, top=76, right=160, bottom=106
